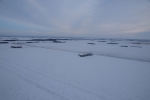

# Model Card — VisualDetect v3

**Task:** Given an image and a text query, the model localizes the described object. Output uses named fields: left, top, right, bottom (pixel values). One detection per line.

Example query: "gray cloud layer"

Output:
left=0, top=0, right=150, bottom=38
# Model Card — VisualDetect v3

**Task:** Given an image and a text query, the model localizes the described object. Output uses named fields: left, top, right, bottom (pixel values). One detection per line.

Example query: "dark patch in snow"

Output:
left=107, top=43, right=119, bottom=44
left=0, top=42, right=8, bottom=44
left=120, top=45, right=128, bottom=47
left=87, top=43, right=95, bottom=45
left=78, top=53, right=93, bottom=57
left=97, top=41, right=106, bottom=42
left=11, top=46, right=22, bottom=48
left=130, top=46, right=142, bottom=48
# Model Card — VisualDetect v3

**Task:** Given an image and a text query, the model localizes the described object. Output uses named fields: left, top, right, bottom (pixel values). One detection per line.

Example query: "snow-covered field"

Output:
left=0, top=37, right=150, bottom=100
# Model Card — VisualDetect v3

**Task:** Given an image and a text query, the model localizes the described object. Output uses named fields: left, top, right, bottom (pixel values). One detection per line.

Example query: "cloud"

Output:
left=0, top=0, right=150, bottom=38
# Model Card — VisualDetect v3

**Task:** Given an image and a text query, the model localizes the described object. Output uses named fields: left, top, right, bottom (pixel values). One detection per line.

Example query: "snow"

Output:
left=0, top=37, right=150, bottom=100
left=24, top=40, right=150, bottom=62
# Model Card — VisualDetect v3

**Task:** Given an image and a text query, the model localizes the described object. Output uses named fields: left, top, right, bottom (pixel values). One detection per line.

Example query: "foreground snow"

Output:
left=0, top=39, right=150, bottom=100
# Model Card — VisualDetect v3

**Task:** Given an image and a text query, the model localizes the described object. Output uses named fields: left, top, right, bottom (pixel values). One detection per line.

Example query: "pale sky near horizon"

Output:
left=0, top=0, right=150, bottom=39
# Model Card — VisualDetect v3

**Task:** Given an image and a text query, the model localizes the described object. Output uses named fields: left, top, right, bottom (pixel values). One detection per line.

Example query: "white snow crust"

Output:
left=0, top=37, right=150, bottom=100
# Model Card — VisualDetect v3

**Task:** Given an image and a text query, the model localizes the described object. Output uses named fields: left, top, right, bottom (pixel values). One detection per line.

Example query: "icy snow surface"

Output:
left=0, top=38, right=150, bottom=100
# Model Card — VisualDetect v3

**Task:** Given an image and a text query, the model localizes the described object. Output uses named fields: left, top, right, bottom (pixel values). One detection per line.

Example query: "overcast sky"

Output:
left=0, top=0, right=150, bottom=39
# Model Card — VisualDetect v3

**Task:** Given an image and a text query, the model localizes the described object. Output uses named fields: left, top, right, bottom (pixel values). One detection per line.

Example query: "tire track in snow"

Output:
left=0, top=62, right=69, bottom=100
left=0, top=58, right=108, bottom=100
